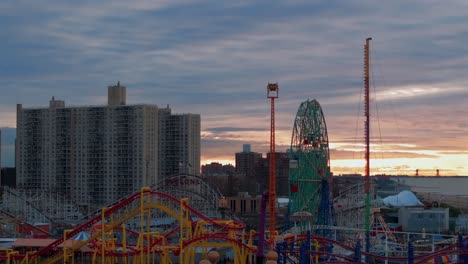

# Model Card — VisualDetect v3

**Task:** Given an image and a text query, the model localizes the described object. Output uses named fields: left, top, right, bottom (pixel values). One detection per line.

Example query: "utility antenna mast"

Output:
left=364, top=37, right=372, bottom=257
left=267, top=83, right=278, bottom=246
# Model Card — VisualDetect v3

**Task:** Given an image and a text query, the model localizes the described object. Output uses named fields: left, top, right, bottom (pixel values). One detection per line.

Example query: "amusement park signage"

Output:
left=164, top=176, right=201, bottom=186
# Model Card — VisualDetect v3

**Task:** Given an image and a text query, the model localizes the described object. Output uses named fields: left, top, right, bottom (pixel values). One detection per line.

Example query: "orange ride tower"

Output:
left=267, top=83, right=278, bottom=246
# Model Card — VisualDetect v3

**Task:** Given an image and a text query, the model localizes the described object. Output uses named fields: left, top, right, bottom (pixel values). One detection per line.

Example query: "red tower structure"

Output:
left=267, top=83, right=278, bottom=246
left=364, top=37, right=372, bottom=256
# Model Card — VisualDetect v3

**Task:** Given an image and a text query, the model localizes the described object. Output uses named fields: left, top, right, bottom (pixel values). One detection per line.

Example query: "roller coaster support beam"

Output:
left=354, top=239, right=361, bottom=263
left=408, top=240, right=414, bottom=264
left=256, top=191, right=268, bottom=263
left=459, top=234, right=468, bottom=264
left=304, top=230, right=311, bottom=264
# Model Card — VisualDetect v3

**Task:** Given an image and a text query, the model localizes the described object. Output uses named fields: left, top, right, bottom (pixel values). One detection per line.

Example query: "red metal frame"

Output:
left=267, top=83, right=278, bottom=246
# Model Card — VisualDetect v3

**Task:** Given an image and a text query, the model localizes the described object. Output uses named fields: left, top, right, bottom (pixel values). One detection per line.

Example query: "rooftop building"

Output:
left=16, top=83, right=200, bottom=210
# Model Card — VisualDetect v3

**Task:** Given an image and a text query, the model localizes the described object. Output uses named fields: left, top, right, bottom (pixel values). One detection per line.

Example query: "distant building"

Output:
left=226, top=193, right=286, bottom=215
left=227, top=192, right=260, bottom=214
left=255, top=157, right=268, bottom=193
left=398, top=207, right=449, bottom=233
left=235, top=146, right=262, bottom=195
left=456, top=215, right=468, bottom=234
left=16, top=83, right=200, bottom=210
left=201, top=162, right=234, bottom=177
left=201, top=162, right=235, bottom=196
left=226, top=192, right=288, bottom=230
left=233, top=147, right=291, bottom=197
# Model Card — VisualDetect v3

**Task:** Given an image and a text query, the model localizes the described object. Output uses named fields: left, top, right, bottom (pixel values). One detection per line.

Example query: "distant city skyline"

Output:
left=1, top=1, right=467, bottom=175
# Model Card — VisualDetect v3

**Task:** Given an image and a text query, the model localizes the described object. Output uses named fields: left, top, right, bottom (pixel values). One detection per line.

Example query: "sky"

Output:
left=1, top=0, right=467, bottom=176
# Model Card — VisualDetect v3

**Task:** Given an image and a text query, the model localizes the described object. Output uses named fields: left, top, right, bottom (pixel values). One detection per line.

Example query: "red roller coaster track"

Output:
left=1, top=188, right=253, bottom=263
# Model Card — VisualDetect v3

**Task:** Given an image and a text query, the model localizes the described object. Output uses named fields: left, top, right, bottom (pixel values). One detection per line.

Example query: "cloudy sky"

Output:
left=1, top=0, right=467, bottom=175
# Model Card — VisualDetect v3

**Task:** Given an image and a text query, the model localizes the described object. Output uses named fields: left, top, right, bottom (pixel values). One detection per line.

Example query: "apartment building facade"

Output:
left=16, top=83, right=200, bottom=210
left=159, top=112, right=201, bottom=177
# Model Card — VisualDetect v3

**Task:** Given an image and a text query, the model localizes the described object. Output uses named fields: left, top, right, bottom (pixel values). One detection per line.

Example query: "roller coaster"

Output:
left=1, top=187, right=257, bottom=264
left=0, top=186, right=84, bottom=236
left=2, top=186, right=467, bottom=263
left=3, top=205, right=467, bottom=264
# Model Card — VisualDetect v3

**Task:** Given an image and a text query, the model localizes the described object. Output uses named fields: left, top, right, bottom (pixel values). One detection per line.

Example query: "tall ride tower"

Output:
left=267, top=83, right=278, bottom=246
left=364, top=37, right=372, bottom=257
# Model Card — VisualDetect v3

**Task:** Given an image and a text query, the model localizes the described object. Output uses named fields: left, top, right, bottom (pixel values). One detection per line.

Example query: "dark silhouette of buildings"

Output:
left=201, top=162, right=236, bottom=195
left=235, top=145, right=263, bottom=195
left=1, top=168, right=16, bottom=188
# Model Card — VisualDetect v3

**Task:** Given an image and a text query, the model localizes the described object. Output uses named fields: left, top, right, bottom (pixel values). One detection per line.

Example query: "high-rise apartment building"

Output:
left=16, top=83, right=200, bottom=210
left=159, top=113, right=200, bottom=177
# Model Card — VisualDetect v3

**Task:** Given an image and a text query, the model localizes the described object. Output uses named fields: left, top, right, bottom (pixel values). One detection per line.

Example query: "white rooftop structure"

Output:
left=382, top=190, right=423, bottom=207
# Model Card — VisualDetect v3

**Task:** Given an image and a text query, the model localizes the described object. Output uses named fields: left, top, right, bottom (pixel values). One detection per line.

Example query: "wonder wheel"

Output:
left=289, top=99, right=332, bottom=227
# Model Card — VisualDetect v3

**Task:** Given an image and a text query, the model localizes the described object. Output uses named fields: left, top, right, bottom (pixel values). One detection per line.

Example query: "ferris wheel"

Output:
left=289, top=99, right=332, bottom=226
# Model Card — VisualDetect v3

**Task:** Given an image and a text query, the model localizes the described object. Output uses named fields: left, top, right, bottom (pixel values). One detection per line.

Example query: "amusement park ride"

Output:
left=288, top=98, right=333, bottom=231
left=1, top=187, right=258, bottom=264
left=1, top=39, right=468, bottom=263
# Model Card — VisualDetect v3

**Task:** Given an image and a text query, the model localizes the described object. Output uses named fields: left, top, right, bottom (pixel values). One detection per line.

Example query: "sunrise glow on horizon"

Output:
left=1, top=1, right=467, bottom=177
left=201, top=153, right=468, bottom=177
